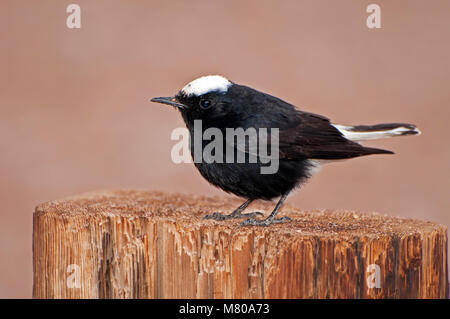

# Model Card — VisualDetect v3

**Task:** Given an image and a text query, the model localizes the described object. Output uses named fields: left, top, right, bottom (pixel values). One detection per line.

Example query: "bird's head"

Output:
left=151, top=75, right=236, bottom=127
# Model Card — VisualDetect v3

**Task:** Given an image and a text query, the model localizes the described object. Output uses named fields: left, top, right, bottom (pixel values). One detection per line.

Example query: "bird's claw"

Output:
left=203, top=212, right=228, bottom=221
left=240, top=216, right=292, bottom=227
left=203, top=211, right=264, bottom=221
left=241, top=211, right=264, bottom=218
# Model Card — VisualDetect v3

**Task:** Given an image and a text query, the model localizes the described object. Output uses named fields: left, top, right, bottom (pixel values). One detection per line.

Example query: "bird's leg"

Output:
left=203, top=199, right=263, bottom=221
left=240, top=193, right=291, bottom=227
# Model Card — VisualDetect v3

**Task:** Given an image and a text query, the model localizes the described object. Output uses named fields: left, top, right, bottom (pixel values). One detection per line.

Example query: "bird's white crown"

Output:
left=180, top=75, right=232, bottom=96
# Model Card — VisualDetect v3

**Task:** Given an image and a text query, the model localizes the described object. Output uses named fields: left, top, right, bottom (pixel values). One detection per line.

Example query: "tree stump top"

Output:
left=33, top=190, right=448, bottom=298
left=35, top=190, right=444, bottom=239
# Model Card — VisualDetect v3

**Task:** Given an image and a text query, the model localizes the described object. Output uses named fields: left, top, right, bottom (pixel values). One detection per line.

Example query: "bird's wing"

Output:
left=228, top=110, right=392, bottom=160
left=275, top=111, right=393, bottom=160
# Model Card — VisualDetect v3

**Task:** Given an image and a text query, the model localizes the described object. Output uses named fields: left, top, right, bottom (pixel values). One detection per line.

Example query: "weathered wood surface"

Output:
left=33, top=190, right=448, bottom=299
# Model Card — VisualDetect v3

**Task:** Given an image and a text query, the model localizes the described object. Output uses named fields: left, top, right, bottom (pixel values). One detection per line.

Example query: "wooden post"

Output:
left=33, top=190, right=448, bottom=298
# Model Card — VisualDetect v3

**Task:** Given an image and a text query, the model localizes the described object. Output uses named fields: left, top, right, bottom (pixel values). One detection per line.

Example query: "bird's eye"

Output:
left=199, top=99, right=212, bottom=109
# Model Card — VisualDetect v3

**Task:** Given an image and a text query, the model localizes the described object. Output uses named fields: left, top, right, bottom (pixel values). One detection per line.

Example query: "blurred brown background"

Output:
left=1, top=0, right=449, bottom=298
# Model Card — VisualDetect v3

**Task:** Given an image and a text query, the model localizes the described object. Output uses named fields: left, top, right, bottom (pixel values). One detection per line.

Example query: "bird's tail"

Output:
left=332, top=123, right=421, bottom=142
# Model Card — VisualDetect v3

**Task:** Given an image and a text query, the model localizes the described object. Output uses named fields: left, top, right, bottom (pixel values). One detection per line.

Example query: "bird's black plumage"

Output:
left=174, top=83, right=391, bottom=199
left=151, top=75, right=419, bottom=226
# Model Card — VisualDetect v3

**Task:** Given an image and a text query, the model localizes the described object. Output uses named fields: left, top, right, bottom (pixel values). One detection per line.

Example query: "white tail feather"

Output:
left=332, top=124, right=421, bottom=142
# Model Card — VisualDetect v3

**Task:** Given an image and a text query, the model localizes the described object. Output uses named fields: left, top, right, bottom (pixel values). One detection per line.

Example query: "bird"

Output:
left=151, top=75, right=420, bottom=226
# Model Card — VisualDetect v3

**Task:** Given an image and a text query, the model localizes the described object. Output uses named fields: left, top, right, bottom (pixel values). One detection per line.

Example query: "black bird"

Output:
left=151, top=75, right=420, bottom=226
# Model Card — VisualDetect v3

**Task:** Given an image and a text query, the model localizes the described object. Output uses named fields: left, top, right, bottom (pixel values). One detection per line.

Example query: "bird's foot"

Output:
left=240, top=216, right=292, bottom=227
left=203, top=211, right=264, bottom=221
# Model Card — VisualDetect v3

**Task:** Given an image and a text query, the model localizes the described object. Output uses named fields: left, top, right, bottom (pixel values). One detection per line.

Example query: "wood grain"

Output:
left=33, top=190, right=448, bottom=298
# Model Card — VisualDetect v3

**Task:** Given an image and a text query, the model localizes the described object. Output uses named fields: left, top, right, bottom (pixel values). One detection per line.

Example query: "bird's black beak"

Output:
left=150, top=96, right=187, bottom=109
